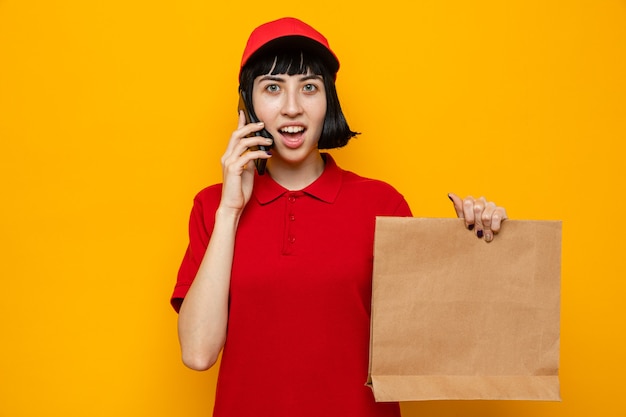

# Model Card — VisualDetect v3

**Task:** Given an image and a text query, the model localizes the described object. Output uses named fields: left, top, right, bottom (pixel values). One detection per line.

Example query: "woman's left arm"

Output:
left=448, top=193, right=508, bottom=243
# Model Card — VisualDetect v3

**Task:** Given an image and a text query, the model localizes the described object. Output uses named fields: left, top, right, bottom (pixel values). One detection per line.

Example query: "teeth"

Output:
left=280, top=126, right=304, bottom=133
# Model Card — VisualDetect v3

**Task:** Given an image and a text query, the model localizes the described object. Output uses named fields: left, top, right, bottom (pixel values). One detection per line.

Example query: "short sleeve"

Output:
left=391, top=195, right=412, bottom=217
left=170, top=185, right=222, bottom=313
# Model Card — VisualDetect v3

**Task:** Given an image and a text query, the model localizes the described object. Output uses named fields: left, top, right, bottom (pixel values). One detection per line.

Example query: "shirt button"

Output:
left=290, top=215, right=296, bottom=221
left=288, top=196, right=296, bottom=203
left=289, top=235, right=296, bottom=243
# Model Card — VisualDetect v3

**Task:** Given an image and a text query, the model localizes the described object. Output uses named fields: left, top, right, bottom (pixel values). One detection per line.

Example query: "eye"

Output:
left=303, top=83, right=318, bottom=93
left=265, top=84, right=280, bottom=93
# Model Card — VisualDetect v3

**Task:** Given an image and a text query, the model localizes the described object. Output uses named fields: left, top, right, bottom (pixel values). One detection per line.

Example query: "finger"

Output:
left=447, top=193, right=464, bottom=218
left=462, top=196, right=476, bottom=230
left=490, top=207, right=508, bottom=234
left=237, top=109, right=246, bottom=128
left=222, top=113, right=247, bottom=160
left=481, top=201, right=497, bottom=242
left=236, top=135, right=273, bottom=155
left=224, top=139, right=273, bottom=174
left=223, top=126, right=272, bottom=167
left=472, top=196, right=487, bottom=238
left=243, top=120, right=266, bottom=137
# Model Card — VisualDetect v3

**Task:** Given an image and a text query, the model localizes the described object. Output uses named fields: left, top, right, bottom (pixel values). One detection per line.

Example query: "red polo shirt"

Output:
left=172, top=154, right=412, bottom=417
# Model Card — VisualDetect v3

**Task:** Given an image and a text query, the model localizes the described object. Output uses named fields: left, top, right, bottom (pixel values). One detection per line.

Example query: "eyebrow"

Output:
left=300, top=74, right=324, bottom=82
left=258, top=74, right=323, bottom=83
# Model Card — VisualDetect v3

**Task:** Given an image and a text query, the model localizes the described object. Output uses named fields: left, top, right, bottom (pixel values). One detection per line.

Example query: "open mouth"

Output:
left=279, top=125, right=306, bottom=148
left=280, top=126, right=305, bottom=135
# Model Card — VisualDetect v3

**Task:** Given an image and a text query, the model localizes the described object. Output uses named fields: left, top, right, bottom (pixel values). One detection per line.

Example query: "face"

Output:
left=252, top=71, right=327, bottom=166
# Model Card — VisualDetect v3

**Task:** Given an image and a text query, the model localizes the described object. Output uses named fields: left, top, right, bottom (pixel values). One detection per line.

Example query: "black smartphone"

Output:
left=238, top=90, right=272, bottom=175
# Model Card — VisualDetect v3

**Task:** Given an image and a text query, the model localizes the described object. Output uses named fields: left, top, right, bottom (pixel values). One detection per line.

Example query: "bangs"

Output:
left=248, top=50, right=326, bottom=77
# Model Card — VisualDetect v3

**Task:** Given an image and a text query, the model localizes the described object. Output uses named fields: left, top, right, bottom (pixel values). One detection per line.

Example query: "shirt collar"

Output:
left=253, top=153, right=343, bottom=205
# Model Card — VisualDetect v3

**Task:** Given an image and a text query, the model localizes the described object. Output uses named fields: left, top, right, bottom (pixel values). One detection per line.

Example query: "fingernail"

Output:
left=265, top=138, right=273, bottom=143
left=448, top=194, right=454, bottom=202
left=468, top=224, right=475, bottom=231
left=477, top=230, right=483, bottom=238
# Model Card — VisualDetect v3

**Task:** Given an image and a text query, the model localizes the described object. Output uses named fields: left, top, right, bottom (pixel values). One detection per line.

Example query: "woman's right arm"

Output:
left=176, top=112, right=272, bottom=371
left=177, top=206, right=240, bottom=371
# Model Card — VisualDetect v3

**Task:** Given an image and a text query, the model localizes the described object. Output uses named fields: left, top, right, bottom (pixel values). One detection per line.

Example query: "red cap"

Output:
left=240, top=17, right=340, bottom=79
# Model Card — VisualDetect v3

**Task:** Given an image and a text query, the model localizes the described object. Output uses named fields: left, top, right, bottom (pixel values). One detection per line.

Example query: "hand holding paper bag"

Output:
left=367, top=217, right=561, bottom=402
left=448, top=193, right=508, bottom=242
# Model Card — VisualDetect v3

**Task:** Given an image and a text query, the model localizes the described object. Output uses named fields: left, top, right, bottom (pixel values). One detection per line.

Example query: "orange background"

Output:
left=1, top=1, right=625, bottom=416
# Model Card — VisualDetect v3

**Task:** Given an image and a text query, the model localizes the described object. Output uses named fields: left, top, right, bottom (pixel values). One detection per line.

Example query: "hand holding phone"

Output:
left=238, top=90, right=273, bottom=175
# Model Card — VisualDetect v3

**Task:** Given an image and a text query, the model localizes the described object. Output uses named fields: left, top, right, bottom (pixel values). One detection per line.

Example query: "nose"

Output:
left=281, top=90, right=303, bottom=117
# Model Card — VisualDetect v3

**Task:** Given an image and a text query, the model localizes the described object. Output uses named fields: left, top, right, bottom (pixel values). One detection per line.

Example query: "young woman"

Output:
left=171, top=17, right=507, bottom=417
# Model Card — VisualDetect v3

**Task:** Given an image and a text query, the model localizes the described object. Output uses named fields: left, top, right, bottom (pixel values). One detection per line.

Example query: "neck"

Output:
left=267, top=152, right=325, bottom=191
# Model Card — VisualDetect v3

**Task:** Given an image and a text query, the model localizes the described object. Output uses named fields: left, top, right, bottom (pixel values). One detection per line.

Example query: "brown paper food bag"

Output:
left=367, top=217, right=561, bottom=402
